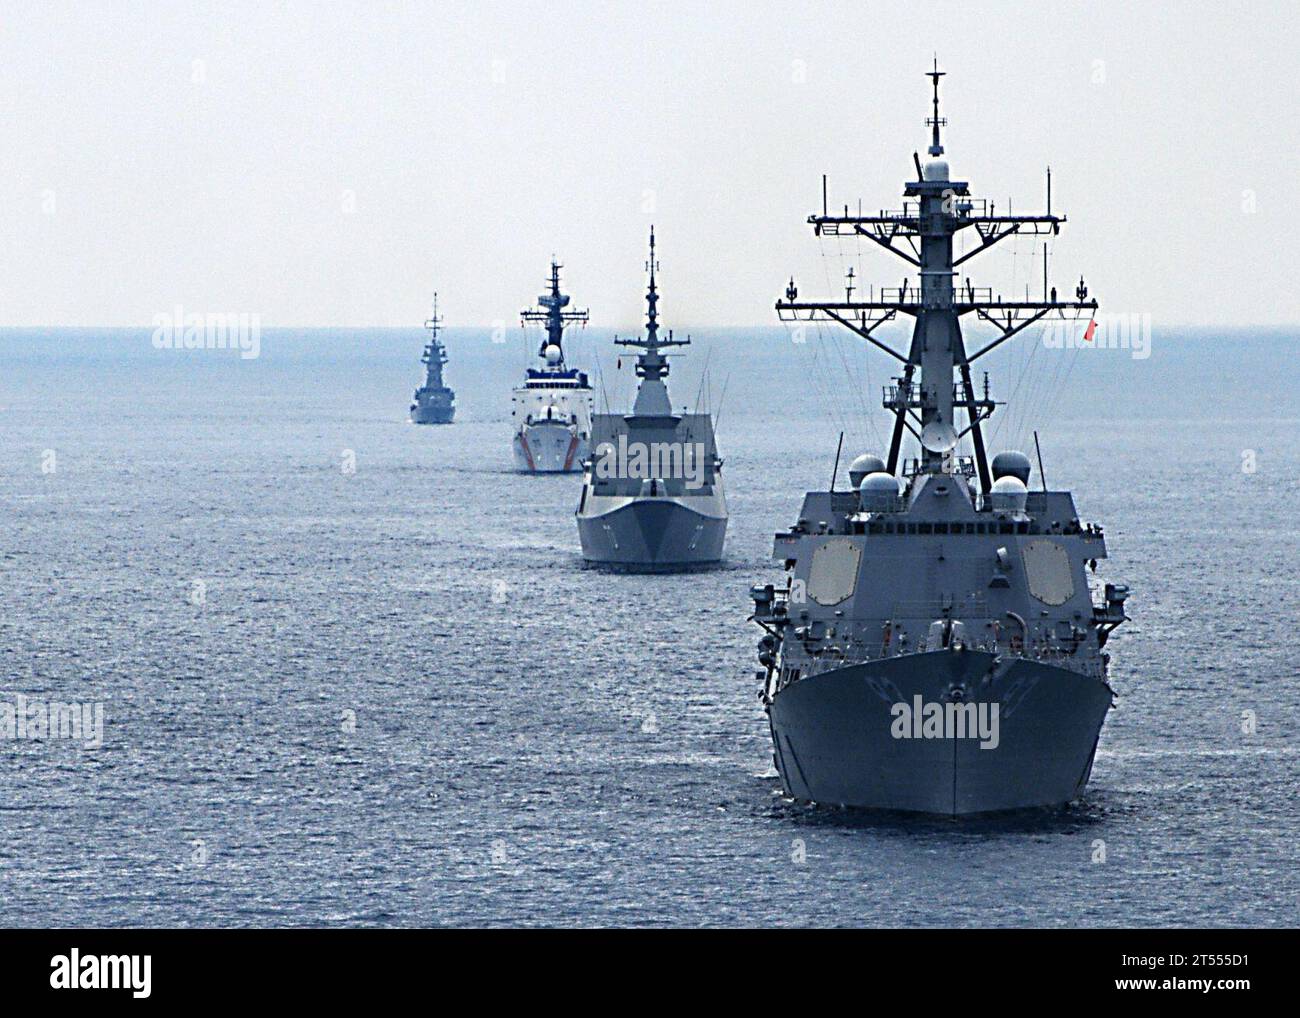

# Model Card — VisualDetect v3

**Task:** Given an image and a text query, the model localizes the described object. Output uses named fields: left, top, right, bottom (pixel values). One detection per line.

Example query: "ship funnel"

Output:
left=859, top=471, right=902, bottom=513
left=848, top=454, right=886, bottom=489
left=991, top=450, right=1032, bottom=485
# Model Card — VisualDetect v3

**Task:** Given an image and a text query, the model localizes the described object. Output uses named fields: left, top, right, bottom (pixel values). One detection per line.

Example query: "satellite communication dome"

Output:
left=859, top=471, right=901, bottom=513
left=543, top=344, right=563, bottom=366
left=848, top=453, right=886, bottom=489
left=989, top=474, right=1029, bottom=515
left=991, top=450, right=1032, bottom=484
left=923, top=159, right=950, bottom=182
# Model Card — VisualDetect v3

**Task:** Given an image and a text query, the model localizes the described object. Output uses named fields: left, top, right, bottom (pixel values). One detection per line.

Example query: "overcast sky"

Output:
left=2, top=1, right=1296, bottom=328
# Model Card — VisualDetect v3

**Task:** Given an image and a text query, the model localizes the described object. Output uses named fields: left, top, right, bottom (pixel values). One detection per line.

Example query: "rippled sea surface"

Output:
left=2, top=326, right=1297, bottom=927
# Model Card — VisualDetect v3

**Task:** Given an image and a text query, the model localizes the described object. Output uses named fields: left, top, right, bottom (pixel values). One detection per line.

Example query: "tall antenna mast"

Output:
left=926, top=56, right=946, bottom=156
left=421, top=292, right=447, bottom=374
left=520, top=260, right=589, bottom=365
left=646, top=225, right=660, bottom=342
left=615, top=226, right=689, bottom=417
left=776, top=62, right=1098, bottom=494
left=425, top=292, right=442, bottom=339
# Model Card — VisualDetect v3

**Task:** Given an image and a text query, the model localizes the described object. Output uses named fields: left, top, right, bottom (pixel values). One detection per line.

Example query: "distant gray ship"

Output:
left=577, top=229, right=726, bottom=570
left=512, top=261, right=594, bottom=472
left=751, top=64, right=1129, bottom=815
left=409, top=294, right=455, bottom=425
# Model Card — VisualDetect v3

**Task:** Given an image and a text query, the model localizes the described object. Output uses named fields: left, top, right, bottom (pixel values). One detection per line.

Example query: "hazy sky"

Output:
left=2, top=1, right=1296, bottom=328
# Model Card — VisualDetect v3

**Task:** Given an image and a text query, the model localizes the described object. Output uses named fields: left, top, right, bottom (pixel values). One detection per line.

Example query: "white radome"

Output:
left=923, top=159, right=950, bottom=182
left=989, top=474, right=1029, bottom=514
left=848, top=453, right=887, bottom=488
left=859, top=471, right=901, bottom=513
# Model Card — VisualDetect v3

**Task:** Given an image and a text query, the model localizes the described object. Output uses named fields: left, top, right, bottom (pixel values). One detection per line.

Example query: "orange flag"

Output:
left=1083, top=318, right=1097, bottom=342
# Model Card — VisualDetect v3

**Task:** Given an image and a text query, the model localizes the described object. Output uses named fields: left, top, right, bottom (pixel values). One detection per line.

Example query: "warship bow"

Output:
left=576, top=228, right=727, bottom=570
left=512, top=261, right=594, bottom=472
left=410, top=293, right=455, bottom=424
left=753, top=63, right=1130, bottom=815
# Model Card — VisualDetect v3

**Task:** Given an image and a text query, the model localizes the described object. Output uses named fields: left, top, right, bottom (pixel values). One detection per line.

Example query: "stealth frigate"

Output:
left=751, top=64, right=1130, bottom=815
left=512, top=261, right=594, bottom=472
left=576, top=229, right=727, bottom=570
left=410, top=294, right=455, bottom=424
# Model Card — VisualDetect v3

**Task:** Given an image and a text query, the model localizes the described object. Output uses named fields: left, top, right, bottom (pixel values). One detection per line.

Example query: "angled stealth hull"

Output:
left=767, top=649, right=1112, bottom=815
left=577, top=497, right=726, bottom=571
left=574, top=229, right=729, bottom=568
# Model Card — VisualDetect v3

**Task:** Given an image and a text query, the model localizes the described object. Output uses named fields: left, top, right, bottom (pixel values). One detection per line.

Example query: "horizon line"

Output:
left=2, top=321, right=1298, bottom=332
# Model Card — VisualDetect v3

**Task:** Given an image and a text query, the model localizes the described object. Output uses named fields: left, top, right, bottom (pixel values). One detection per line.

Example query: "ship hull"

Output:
left=410, top=400, right=454, bottom=425
left=577, top=498, right=726, bottom=571
left=767, top=650, right=1112, bottom=816
left=513, top=421, right=586, bottom=473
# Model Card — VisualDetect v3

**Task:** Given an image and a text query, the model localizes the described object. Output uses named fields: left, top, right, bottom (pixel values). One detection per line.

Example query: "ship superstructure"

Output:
left=576, top=229, right=727, bottom=570
left=410, top=294, right=455, bottom=424
left=751, top=64, right=1129, bottom=814
left=511, top=261, right=594, bottom=472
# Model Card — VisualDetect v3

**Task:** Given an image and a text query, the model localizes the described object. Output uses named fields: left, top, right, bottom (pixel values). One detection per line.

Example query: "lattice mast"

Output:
left=421, top=293, right=447, bottom=385
left=777, top=61, right=1098, bottom=493
left=521, top=261, right=589, bottom=364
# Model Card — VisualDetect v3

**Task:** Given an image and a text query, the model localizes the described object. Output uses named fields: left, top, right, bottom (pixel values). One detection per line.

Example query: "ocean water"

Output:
left=1, top=324, right=1297, bottom=928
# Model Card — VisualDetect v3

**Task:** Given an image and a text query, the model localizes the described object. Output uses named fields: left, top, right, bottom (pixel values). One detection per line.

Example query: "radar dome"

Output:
left=989, top=474, right=1029, bottom=515
left=923, top=159, right=950, bottom=182
left=848, top=453, right=886, bottom=489
left=543, top=344, right=563, bottom=366
left=859, top=471, right=901, bottom=513
left=991, top=450, right=1032, bottom=485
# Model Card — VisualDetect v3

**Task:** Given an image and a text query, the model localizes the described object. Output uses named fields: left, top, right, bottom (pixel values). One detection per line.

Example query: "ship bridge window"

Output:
left=935, top=523, right=949, bottom=534
left=919, top=523, right=932, bottom=534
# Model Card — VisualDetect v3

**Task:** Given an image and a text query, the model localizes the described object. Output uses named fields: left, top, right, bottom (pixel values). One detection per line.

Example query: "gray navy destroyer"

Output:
left=751, top=64, right=1130, bottom=815
left=512, top=261, right=594, bottom=472
left=409, top=294, right=455, bottom=424
left=577, top=229, right=727, bottom=570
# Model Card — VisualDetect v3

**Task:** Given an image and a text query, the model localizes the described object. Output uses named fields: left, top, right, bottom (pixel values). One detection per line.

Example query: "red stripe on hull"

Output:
left=516, top=433, right=536, bottom=471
